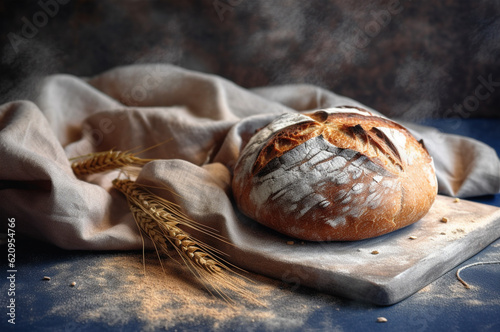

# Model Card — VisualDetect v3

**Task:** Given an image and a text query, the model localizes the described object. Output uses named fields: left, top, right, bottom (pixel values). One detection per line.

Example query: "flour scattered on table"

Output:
left=45, top=252, right=342, bottom=330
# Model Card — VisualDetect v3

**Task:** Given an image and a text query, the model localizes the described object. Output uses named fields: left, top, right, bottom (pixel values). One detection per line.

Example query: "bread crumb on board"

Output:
left=409, top=236, right=417, bottom=240
left=371, top=250, right=379, bottom=255
left=454, top=198, right=460, bottom=203
left=441, top=217, right=449, bottom=223
left=43, top=276, right=51, bottom=281
left=286, top=241, right=294, bottom=245
left=377, top=317, right=388, bottom=323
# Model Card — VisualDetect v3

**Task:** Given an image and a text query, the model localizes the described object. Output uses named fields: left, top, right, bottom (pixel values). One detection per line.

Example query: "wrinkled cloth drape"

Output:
left=1, top=64, right=499, bottom=261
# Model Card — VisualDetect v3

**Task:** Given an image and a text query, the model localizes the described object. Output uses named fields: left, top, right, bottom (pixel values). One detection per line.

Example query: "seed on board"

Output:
left=287, top=241, right=295, bottom=245
left=377, top=317, right=388, bottom=323
left=42, top=276, right=51, bottom=281
left=70, top=282, right=76, bottom=287
left=409, top=236, right=417, bottom=240
left=441, top=217, right=449, bottom=223
left=371, top=250, right=379, bottom=255
left=454, top=197, right=460, bottom=203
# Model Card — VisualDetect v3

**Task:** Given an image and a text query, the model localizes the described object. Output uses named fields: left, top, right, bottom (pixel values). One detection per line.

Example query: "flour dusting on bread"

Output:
left=232, top=107, right=437, bottom=241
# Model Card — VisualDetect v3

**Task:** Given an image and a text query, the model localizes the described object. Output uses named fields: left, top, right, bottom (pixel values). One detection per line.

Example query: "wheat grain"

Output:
left=70, top=139, right=173, bottom=176
left=112, top=179, right=226, bottom=271
left=130, top=202, right=258, bottom=304
left=129, top=203, right=222, bottom=274
left=112, top=179, right=224, bottom=241
left=70, top=150, right=154, bottom=176
left=112, top=178, right=260, bottom=305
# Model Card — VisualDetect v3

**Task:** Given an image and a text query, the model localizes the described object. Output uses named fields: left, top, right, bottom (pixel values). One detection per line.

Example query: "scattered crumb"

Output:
left=70, top=282, right=76, bottom=287
left=441, top=217, right=449, bottom=223
left=376, top=317, right=388, bottom=323
left=43, top=276, right=51, bottom=281
left=371, top=250, right=379, bottom=255
left=454, top=198, right=460, bottom=203
left=440, top=232, right=446, bottom=235
left=409, top=236, right=417, bottom=240
left=356, top=249, right=361, bottom=252
left=286, top=241, right=294, bottom=245
left=471, top=220, right=476, bottom=223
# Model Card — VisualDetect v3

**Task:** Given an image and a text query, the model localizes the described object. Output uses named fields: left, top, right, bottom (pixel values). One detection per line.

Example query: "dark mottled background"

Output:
left=1, top=0, right=499, bottom=121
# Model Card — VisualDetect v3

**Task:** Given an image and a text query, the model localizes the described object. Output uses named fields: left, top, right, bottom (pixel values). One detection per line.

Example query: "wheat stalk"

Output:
left=70, top=150, right=154, bottom=176
left=70, top=139, right=172, bottom=176
left=112, top=179, right=222, bottom=239
left=128, top=203, right=222, bottom=274
left=112, top=178, right=259, bottom=304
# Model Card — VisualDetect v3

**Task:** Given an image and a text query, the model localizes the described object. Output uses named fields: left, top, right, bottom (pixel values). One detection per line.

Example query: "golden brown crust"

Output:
left=232, top=107, right=438, bottom=241
left=253, top=111, right=431, bottom=176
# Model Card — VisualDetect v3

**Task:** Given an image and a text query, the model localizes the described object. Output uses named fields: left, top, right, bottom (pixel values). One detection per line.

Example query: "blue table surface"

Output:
left=1, top=118, right=500, bottom=332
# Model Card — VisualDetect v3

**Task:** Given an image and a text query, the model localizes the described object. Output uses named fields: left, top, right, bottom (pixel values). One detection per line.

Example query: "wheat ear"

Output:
left=70, top=139, right=173, bottom=176
left=70, top=150, right=155, bottom=176
left=111, top=179, right=223, bottom=240
left=128, top=203, right=223, bottom=274
left=112, top=179, right=260, bottom=305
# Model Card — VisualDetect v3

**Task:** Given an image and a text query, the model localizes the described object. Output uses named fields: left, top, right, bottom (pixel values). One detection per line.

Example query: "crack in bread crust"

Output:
left=252, top=110, right=423, bottom=176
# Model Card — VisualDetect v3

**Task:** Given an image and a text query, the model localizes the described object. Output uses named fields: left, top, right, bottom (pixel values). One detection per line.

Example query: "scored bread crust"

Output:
left=232, top=106, right=438, bottom=241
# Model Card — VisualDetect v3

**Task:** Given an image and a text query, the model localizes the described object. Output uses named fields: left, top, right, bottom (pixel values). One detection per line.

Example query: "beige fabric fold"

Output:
left=1, top=64, right=499, bottom=257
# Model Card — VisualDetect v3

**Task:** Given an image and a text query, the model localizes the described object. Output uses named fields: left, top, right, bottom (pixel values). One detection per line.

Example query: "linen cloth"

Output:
left=1, top=64, right=499, bottom=282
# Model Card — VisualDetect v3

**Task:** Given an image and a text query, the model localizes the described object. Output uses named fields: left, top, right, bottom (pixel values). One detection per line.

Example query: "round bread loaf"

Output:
left=232, top=106, right=438, bottom=241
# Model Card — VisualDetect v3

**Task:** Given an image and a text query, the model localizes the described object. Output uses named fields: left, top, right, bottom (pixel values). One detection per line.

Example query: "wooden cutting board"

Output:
left=231, top=195, right=500, bottom=305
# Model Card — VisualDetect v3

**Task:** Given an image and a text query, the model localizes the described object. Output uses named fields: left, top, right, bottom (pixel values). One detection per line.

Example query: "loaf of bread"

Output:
left=232, top=106, right=438, bottom=241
